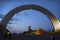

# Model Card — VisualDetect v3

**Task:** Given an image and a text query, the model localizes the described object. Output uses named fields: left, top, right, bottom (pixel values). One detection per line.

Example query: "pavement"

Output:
left=0, top=34, right=60, bottom=40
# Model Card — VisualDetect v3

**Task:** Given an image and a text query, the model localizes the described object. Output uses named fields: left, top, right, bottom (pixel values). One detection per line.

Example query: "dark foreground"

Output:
left=0, top=34, right=60, bottom=40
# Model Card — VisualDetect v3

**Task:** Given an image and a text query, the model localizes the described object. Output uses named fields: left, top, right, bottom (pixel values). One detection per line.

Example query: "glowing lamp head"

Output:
left=7, top=32, right=10, bottom=35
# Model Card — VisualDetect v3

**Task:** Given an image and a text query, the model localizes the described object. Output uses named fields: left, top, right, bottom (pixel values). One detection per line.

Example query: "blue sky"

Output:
left=0, top=0, right=60, bottom=34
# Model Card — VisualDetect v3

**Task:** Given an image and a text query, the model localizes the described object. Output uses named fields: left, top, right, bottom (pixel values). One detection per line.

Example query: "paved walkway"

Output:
left=0, top=34, right=60, bottom=40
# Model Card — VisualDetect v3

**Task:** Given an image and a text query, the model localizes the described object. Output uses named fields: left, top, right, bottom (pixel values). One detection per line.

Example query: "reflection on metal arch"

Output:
left=0, top=4, right=60, bottom=33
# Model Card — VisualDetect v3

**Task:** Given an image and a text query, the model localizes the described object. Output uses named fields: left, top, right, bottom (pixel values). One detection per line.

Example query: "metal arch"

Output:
left=0, top=4, right=59, bottom=32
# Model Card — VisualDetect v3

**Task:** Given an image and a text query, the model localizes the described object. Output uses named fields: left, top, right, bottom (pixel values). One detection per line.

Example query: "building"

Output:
left=23, top=26, right=47, bottom=35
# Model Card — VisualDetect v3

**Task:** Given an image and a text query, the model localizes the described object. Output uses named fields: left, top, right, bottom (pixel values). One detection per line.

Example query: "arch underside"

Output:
left=0, top=4, right=59, bottom=33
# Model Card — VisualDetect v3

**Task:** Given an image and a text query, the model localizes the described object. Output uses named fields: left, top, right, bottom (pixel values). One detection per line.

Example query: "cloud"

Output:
left=0, top=18, right=2, bottom=22
left=0, top=14, right=4, bottom=18
left=7, top=21, right=28, bottom=34
left=24, top=13, right=29, bottom=16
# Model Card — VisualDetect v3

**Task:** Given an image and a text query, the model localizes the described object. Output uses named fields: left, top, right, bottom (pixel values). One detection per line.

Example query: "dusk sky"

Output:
left=0, top=0, right=60, bottom=34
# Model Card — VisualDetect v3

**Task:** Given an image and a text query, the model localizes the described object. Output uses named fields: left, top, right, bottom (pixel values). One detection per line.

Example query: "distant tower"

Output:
left=28, top=26, right=32, bottom=34
left=28, top=26, right=32, bottom=31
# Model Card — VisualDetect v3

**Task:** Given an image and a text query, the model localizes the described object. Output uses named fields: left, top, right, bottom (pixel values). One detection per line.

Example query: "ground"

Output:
left=0, top=34, right=60, bottom=40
